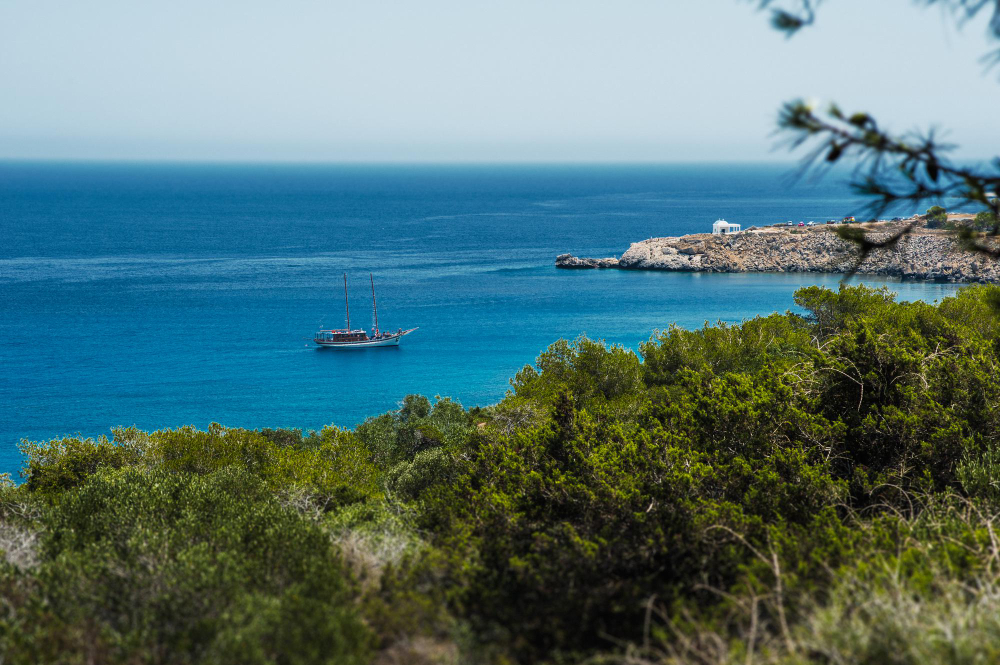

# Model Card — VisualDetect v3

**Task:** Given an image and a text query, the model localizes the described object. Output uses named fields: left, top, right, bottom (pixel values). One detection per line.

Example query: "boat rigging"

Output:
left=313, top=273, right=417, bottom=348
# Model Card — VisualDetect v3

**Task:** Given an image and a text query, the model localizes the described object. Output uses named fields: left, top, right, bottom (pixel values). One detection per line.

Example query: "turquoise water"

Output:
left=0, top=163, right=964, bottom=475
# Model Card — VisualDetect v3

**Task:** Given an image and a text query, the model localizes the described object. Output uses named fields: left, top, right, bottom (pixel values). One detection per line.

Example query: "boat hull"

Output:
left=314, top=328, right=417, bottom=349
left=316, top=336, right=401, bottom=348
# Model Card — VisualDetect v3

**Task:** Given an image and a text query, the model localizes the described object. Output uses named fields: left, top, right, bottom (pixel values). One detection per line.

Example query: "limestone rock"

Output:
left=556, top=224, right=1000, bottom=282
left=555, top=254, right=620, bottom=269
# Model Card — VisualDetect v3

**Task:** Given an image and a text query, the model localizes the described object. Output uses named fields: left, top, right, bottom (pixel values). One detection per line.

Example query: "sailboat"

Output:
left=314, top=273, right=417, bottom=348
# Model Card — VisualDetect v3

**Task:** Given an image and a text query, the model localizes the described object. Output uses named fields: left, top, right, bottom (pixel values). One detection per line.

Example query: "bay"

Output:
left=0, top=162, right=964, bottom=475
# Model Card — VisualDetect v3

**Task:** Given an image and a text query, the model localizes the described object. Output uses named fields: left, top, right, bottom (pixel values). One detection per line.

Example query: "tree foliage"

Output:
left=755, top=0, right=1000, bottom=266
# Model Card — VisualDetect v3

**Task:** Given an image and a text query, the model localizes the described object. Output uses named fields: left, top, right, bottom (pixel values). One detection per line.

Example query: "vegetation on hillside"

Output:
left=4, top=284, right=1000, bottom=663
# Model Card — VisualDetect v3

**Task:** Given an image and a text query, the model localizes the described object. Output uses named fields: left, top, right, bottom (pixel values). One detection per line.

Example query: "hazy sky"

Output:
left=1, top=0, right=998, bottom=162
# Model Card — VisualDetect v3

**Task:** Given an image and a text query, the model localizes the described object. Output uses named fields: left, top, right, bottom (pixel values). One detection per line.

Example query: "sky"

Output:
left=1, top=0, right=998, bottom=162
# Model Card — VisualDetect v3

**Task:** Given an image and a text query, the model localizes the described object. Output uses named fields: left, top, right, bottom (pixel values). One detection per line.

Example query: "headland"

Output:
left=557, top=216, right=1000, bottom=283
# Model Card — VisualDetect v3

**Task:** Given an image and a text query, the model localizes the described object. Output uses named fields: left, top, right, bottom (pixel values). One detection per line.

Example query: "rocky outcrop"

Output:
left=556, top=224, right=1000, bottom=283
left=555, top=253, right=620, bottom=269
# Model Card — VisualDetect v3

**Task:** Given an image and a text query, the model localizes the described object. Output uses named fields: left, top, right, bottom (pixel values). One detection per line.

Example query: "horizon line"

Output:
left=0, top=156, right=805, bottom=166
left=2, top=156, right=994, bottom=169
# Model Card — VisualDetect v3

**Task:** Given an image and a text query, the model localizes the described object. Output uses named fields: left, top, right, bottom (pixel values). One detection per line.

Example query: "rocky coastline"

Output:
left=556, top=220, right=1000, bottom=283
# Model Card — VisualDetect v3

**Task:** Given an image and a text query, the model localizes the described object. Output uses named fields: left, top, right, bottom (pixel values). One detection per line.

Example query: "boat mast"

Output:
left=370, top=272, right=379, bottom=334
left=343, top=273, right=351, bottom=331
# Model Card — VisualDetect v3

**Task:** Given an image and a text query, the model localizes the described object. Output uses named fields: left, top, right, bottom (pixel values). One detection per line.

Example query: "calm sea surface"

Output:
left=0, top=162, right=965, bottom=475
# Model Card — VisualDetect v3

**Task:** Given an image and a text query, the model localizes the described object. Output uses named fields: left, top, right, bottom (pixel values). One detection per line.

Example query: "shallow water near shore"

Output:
left=0, top=162, right=966, bottom=475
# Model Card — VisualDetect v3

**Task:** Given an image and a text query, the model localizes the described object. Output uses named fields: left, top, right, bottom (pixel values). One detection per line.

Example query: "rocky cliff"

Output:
left=556, top=223, right=1000, bottom=283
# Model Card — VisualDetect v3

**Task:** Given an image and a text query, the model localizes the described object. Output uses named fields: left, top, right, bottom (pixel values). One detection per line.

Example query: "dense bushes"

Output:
left=4, top=284, right=1000, bottom=663
left=0, top=468, right=373, bottom=664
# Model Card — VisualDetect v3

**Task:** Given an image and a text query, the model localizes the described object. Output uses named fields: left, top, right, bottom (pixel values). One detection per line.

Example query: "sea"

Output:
left=0, top=162, right=967, bottom=476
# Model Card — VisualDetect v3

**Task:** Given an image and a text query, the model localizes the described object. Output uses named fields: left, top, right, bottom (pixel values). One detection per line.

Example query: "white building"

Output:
left=712, top=219, right=741, bottom=235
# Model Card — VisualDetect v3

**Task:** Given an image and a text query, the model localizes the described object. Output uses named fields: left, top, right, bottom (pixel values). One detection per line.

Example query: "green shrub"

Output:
left=0, top=467, right=373, bottom=665
left=925, top=205, right=948, bottom=227
left=19, top=435, right=144, bottom=499
left=387, top=448, right=458, bottom=502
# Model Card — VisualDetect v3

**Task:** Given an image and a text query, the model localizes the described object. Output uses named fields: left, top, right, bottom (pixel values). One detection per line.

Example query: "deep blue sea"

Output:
left=0, top=162, right=966, bottom=476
